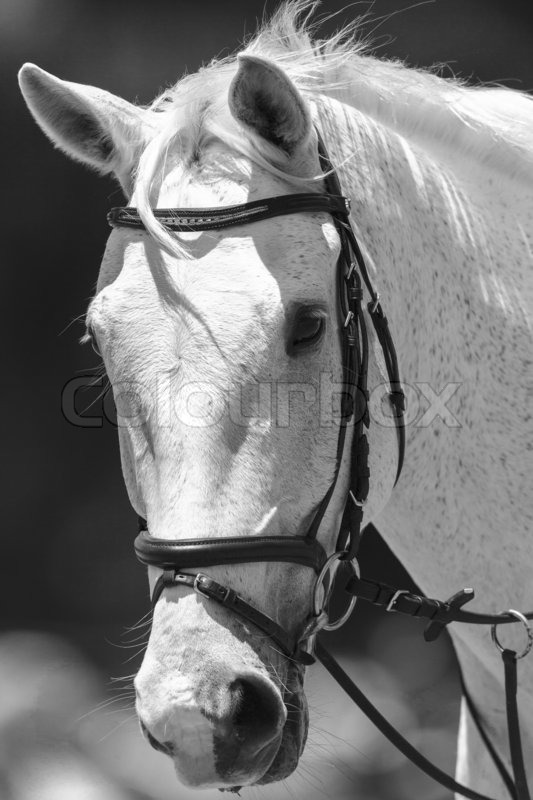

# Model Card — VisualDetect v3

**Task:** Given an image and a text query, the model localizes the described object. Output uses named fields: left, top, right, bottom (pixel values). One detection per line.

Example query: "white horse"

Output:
left=19, top=3, right=533, bottom=795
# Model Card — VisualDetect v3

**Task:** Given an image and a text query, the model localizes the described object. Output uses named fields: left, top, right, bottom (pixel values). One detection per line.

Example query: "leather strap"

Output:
left=316, top=635, right=531, bottom=800
left=346, top=576, right=533, bottom=636
left=315, top=639, right=507, bottom=800
left=151, top=570, right=314, bottom=665
left=314, top=132, right=405, bottom=562
left=367, top=301, right=406, bottom=483
left=134, top=529, right=328, bottom=573
left=344, top=575, right=532, bottom=797
left=108, top=193, right=350, bottom=231
left=503, top=650, right=531, bottom=800
left=460, top=668, right=516, bottom=799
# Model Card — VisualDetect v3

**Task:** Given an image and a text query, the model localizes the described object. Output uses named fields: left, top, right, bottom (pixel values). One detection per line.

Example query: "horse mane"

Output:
left=133, top=0, right=533, bottom=255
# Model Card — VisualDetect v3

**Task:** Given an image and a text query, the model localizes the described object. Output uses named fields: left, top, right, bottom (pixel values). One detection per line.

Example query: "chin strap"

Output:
left=150, top=569, right=316, bottom=665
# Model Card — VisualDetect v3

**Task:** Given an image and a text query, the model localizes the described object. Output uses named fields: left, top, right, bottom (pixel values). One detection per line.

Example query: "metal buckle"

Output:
left=349, top=490, right=366, bottom=508
left=386, top=589, right=409, bottom=613
left=491, top=609, right=533, bottom=660
left=370, top=293, right=381, bottom=314
left=193, top=573, right=212, bottom=599
left=313, top=551, right=360, bottom=631
left=193, top=574, right=233, bottom=604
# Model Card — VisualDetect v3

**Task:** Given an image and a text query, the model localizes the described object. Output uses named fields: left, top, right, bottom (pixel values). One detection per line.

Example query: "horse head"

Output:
left=19, top=52, right=398, bottom=789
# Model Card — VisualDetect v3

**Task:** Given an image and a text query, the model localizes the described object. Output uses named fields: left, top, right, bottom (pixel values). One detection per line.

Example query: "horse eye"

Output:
left=290, top=312, right=326, bottom=352
left=85, top=327, right=102, bottom=357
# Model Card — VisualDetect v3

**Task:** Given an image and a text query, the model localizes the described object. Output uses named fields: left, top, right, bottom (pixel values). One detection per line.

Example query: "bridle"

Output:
left=108, top=132, right=406, bottom=663
left=107, top=133, right=531, bottom=800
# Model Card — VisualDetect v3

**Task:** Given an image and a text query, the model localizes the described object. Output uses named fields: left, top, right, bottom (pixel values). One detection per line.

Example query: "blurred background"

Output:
left=3, top=1, right=533, bottom=798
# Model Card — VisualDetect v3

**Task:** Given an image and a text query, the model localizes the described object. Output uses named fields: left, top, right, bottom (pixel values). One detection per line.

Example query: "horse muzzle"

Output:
left=136, top=664, right=308, bottom=788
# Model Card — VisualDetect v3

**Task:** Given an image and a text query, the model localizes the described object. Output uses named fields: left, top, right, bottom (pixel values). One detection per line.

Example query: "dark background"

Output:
left=2, top=2, right=533, bottom=799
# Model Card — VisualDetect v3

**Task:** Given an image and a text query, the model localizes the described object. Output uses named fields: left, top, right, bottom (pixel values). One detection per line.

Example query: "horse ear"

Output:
left=18, top=63, right=152, bottom=184
left=228, top=55, right=312, bottom=154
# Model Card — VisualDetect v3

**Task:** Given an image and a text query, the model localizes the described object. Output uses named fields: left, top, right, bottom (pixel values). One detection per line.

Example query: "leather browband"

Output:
left=134, top=530, right=328, bottom=573
left=108, top=193, right=350, bottom=232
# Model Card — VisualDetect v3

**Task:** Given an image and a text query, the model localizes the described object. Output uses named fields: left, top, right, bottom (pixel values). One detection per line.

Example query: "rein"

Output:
left=108, top=132, right=531, bottom=800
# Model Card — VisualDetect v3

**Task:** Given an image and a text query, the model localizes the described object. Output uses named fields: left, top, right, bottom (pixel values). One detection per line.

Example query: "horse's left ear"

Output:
left=18, top=63, right=154, bottom=192
left=228, top=55, right=312, bottom=155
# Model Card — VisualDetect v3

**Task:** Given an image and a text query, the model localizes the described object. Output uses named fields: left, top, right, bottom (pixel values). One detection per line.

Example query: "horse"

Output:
left=18, top=2, right=533, bottom=795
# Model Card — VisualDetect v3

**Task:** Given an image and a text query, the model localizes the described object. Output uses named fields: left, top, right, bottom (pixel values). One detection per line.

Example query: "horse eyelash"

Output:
left=81, top=326, right=102, bottom=357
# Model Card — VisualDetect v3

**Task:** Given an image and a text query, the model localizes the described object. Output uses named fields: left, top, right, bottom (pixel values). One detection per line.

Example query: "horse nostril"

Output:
left=230, top=676, right=285, bottom=748
left=139, top=719, right=174, bottom=756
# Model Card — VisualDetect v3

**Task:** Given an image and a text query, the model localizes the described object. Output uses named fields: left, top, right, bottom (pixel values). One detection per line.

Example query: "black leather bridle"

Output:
left=107, top=133, right=531, bottom=800
left=108, top=133, right=406, bottom=663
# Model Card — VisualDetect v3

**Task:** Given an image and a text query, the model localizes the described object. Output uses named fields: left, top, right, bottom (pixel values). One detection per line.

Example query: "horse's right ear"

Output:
left=228, top=55, right=312, bottom=156
left=18, top=64, right=153, bottom=187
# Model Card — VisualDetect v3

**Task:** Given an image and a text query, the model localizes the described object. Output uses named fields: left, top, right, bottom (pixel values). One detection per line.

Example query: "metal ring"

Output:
left=313, top=551, right=360, bottom=632
left=491, top=609, right=533, bottom=660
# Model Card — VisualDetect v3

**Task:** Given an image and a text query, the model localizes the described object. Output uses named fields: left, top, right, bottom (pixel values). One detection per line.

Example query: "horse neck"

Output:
left=315, top=95, right=533, bottom=603
left=315, top=90, right=533, bottom=769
